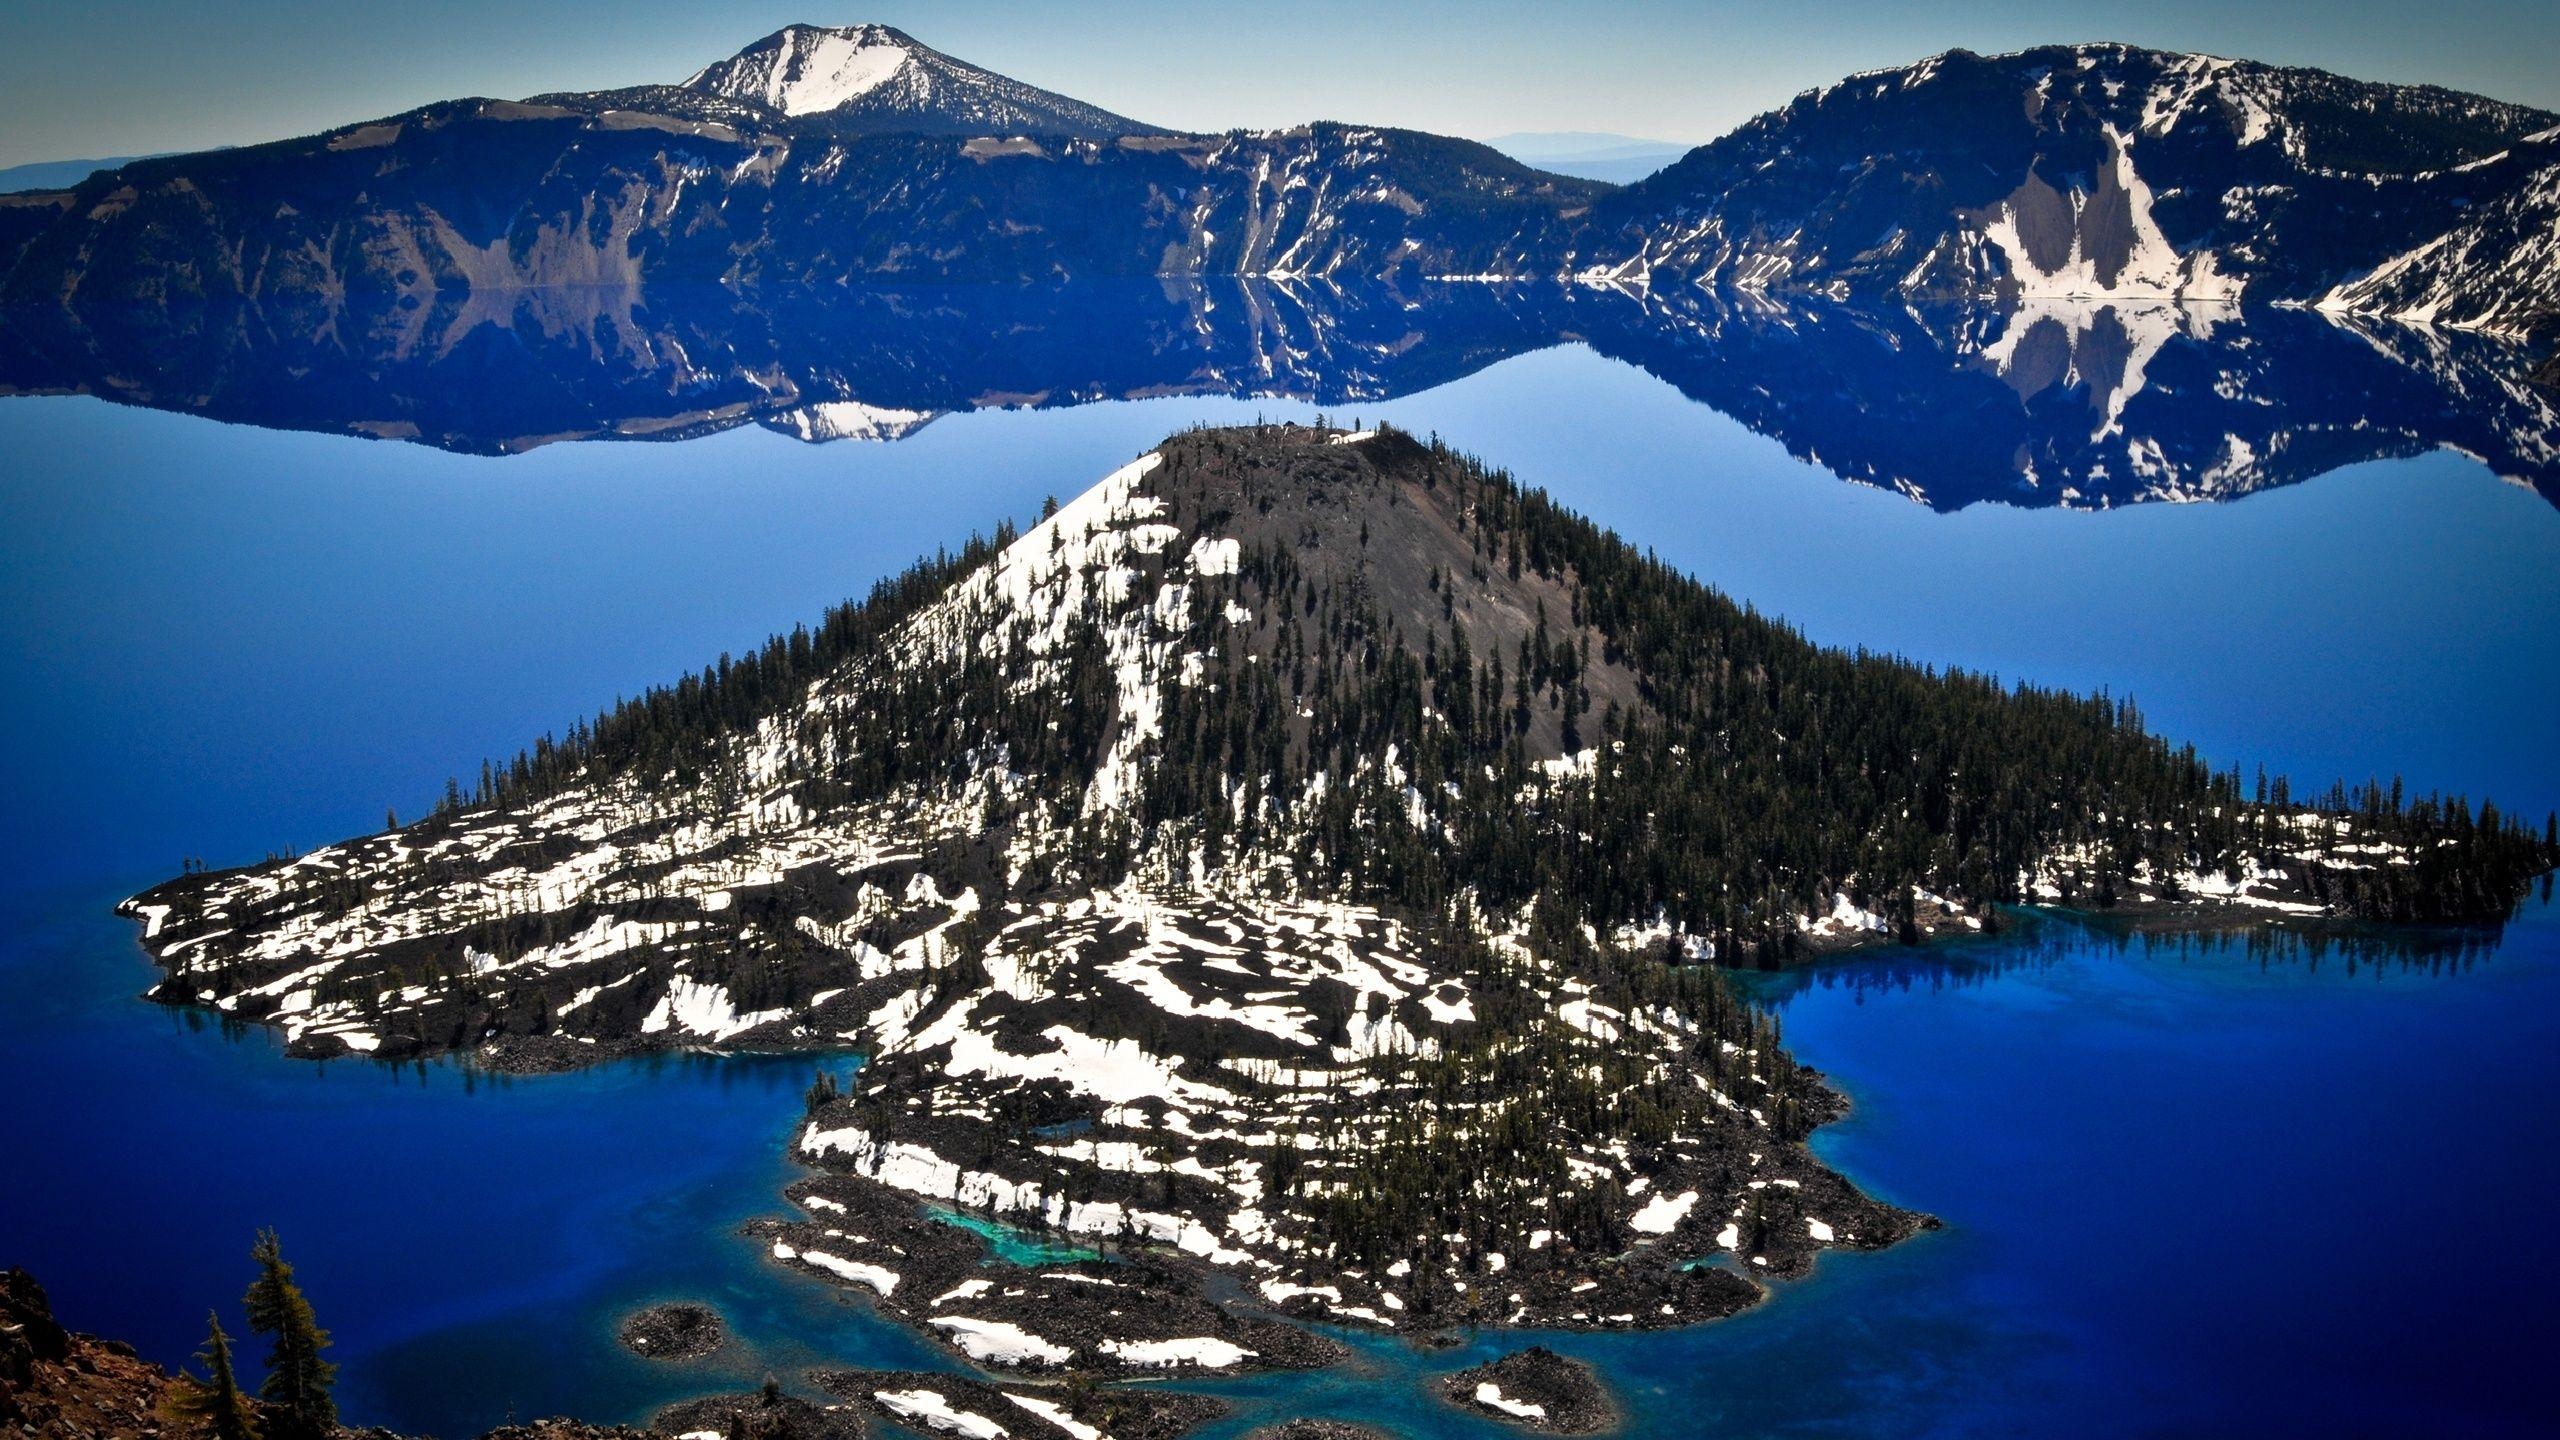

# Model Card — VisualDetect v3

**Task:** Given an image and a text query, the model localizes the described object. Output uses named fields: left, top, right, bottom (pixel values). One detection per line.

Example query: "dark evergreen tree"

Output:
left=242, top=1231, right=335, bottom=1437
left=804, top=1067, right=841, bottom=1114
left=160, top=1310, right=262, bottom=1440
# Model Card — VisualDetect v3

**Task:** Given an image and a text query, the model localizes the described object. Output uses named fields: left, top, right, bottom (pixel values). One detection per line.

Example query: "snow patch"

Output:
left=1475, top=1382, right=1547, bottom=1420
left=1099, top=1336, right=1256, bottom=1368
left=1629, top=1189, right=1699, bottom=1234
left=690, top=26, right=912, bottom=117
left=929, top=1315, right=1074, bottom=1366
left=872, top=1388, right=1008, bottom=1440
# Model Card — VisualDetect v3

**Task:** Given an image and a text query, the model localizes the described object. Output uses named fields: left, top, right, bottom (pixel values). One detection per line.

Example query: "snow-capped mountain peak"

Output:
left=683, top=23, right=915, bottom=117
left=677, top=21, right=1160, bottom=137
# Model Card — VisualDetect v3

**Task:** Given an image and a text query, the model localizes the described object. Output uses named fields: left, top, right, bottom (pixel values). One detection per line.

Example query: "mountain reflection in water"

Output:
left=1741, top=902, right=2532, bottom=1010
left=4, top=280, right=2552, bottom=511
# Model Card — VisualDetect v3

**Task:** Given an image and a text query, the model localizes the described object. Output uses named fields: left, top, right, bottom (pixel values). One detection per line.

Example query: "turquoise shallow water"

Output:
left=4, top=345, right=2557, bottom=1435
left=922, top=1205, right=1107, bottom=1268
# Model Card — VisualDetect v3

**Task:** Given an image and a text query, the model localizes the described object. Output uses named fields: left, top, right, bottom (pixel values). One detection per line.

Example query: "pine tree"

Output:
left=804, top=1067, right=840, bottom=1114
left=243, top=1230, right=336, bottom=1436
left=160, top=1310, right=262, bottom=1440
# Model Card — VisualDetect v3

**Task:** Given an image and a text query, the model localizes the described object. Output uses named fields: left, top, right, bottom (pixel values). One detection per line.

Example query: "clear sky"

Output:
left=3, top=0, right=2554, bottom=169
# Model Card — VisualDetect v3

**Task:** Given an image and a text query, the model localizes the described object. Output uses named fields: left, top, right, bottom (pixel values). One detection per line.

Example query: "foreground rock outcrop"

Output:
left=2, top=1268, right=173, bottom=1440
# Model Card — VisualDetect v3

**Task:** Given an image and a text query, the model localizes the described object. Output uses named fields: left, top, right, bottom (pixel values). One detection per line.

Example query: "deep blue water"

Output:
left=1175, top=903, right=2560, bottom=1439
left=5, top=337, right=2558, bottom=1436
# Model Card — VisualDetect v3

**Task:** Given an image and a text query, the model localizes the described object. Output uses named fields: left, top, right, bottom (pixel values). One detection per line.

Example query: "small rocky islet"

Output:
left=617, top=1302, right=727, bottom=1361
left=1437, top=1347, right=1615, bottom=1434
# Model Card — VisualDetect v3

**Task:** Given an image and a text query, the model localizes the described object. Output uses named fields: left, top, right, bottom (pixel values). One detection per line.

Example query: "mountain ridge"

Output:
left=1, top=33, right=2552, bottom=339
left=0, top=102, right=1600, bottom=296
left=1578, top=42, right=2558, bottom=319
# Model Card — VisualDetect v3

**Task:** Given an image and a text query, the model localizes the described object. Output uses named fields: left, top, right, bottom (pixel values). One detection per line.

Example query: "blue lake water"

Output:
left=5, top=325, right=2558, bottom=1436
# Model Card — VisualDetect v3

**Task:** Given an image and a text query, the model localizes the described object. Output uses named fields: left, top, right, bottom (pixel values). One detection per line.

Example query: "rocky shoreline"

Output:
left=653, top=1386, right=864, bottom=1440
left=753, top=1171, right=1346, bottom=1380
left=813, top=1368, right=1224, bottom=1440
left=757, top=1061, right=1932, bottom=1357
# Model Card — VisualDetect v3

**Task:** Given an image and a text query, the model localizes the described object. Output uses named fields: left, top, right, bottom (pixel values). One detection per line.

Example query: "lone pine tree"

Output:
left=160, top=1310, right=262, bottom=1440
left=242, top=1231, right=335, bottom=1437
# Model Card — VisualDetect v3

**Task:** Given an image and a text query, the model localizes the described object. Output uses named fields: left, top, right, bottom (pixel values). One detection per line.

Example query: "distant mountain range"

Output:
left=1483, top=132, right=1692, bottom=183
left=0, top=17, right=1598, bottom=293
left=0, top=27, right=2553, bottom=344
left=0, top=155, right=157, bottom=193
